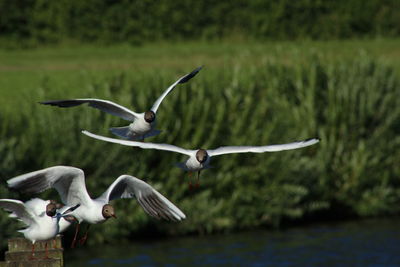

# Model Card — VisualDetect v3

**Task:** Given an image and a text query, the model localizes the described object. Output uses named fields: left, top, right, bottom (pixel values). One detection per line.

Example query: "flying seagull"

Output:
left=40, top=66, right=202, bottom=141
left=0, top=198, right=79, bottom=259
left=7, top=166, right=186, bottom=247
left=82, top=130, right=320, bottom=187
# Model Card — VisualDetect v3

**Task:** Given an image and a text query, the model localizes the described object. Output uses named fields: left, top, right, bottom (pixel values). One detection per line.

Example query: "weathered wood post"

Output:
left=0, top=236, right=63, bottom=267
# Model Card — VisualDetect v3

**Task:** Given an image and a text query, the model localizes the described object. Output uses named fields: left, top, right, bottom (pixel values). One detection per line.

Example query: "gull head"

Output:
left=144, top=111, right=156, bottom=123
left=196, top=149, right=208, bottom=164
left=46, top=202, right=57, bottom=217
left=55, top=203, right=64, bottom=209
left=102, top=204, right=117, bottom=219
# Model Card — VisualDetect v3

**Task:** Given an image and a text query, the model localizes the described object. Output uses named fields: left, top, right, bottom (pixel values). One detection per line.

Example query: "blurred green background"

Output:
left=0, top=0, right=399, bottom=251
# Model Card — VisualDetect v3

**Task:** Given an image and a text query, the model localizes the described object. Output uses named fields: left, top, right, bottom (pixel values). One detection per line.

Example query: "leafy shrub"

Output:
left=0, top=0, right=399, bottom=47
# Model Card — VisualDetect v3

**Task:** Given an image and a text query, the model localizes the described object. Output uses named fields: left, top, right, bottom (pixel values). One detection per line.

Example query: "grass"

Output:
left=1, top=38, right=400, bottom=112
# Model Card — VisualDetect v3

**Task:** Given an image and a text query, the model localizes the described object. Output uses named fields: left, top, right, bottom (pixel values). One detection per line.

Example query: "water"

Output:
left=65, top=218, right=400, bottom=267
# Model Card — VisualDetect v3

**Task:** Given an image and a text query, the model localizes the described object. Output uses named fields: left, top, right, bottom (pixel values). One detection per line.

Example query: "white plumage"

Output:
left=40, top=66, right=202, bottom=141
left=82, top=130, right=320, bottom=173
left=7, top=166, right=186, bottom=224
left=0, top=198, right=75, bottom=243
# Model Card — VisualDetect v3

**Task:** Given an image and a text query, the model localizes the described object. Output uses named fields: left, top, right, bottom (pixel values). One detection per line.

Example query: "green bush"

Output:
left=0, top=55, right=399, bottom=249
left=0, top=0, right=399, bottom=47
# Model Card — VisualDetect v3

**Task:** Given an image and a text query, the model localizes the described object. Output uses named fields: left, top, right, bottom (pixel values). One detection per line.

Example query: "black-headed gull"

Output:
left=7, top=166, right=186, bottom=247
left=0, top=198, right=79, bottom=259
left=40, top=66, right=202, bottom=141
left=82, top=130, right=320, bottom=187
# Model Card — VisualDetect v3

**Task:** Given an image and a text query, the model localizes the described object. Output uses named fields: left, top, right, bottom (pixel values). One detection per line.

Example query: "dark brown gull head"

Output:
left=196, top=149, right=208, bottom=163
left=144, top=111, right=156, bottom=123
left=102, top=204, right=116, bottom=219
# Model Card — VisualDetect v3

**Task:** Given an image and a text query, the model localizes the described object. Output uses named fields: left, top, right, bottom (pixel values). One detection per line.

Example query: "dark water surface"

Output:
left=65, top=218, right=400, bottom=267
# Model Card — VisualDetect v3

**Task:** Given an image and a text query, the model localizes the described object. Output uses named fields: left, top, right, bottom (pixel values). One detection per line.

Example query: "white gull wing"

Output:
left=82, top=130, right=194, bottom=156
left=97, top=175, right=186, bottom=221
left=7, top=166, right=92, bottom=207
left=0, top=199, right=36, bottom=226
left=207, top=138, right=320, bottom=157
left=150, top=66, right=202, bottom=113
left=40, top=98, right=140, bottom=121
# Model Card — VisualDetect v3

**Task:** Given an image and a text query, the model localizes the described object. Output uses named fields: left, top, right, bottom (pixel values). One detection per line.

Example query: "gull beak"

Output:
left=112, top=213, right=117, bottom=219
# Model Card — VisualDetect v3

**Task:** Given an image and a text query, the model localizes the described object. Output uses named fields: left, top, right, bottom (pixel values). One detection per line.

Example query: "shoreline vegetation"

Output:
left=0, top=39, right=399, bottom=250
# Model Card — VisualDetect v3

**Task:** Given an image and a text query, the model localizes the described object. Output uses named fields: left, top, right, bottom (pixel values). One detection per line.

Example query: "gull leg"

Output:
left=71, top=223, right=80, bottom=248
left=188, top=172, right=193, bottom=190
left=44, top=242, right=49, bottom=259
left=195, top=171, right=201, bottom=188
left=29, top=243, right=36, bottom=260
left=78, top=225, right=91, bottom=245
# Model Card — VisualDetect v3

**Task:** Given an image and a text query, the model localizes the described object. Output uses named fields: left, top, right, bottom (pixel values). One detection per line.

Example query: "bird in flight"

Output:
left=82, top=130, right=320, bottom=188
left=7, top=166, right=186, bottom=247
left=40, top=66, right=202, bottom=141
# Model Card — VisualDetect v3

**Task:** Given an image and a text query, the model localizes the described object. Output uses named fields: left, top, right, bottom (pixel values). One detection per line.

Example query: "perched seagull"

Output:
left=82, top=130, right=320, bottom=187
left=40, top=66, right=202, bottom=141
left=0, top=198, right=79, bottom=259
left=7, top=166, right=186, bottom=247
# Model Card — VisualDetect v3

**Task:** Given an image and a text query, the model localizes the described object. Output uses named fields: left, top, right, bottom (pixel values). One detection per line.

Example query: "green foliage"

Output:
left=0, top=0, right=399, bottom=47
left=0, top=55, right=399, bottom=250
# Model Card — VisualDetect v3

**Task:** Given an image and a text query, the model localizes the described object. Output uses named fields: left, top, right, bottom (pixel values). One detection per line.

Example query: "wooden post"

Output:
left=0, top=236, right=63, bottom=267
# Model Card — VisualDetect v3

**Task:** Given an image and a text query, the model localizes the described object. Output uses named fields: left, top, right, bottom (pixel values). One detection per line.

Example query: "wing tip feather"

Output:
left=178, top=66, right=203, bottom=84
left=304, top=137, right=321, bottom=145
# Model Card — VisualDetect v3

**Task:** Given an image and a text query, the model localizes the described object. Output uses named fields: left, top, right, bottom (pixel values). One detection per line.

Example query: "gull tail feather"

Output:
left=174, top=162, right=187, bottom=171
left=109, top=126, right=132, bottom=139
left=143, top=130, right=161, bottom=139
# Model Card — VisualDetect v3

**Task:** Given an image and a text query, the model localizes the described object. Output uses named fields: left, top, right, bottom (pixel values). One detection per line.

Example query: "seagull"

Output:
left=82, top=130, right=320, bottom=187
left=7, top=166, right=186, bottom=247
left=0, top=198, right=79, bottom=259
left=40, top=66, right=202, bottom=141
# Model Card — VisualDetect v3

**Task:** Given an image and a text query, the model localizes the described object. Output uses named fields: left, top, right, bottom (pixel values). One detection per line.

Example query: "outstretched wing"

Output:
left=207, top=138, right=320, bottom=157
left=0, top=199, right=36, bottom=226
left=82, top=130, right=193, bottom=156
left=150, top=66, right=202, bottom=113
left=7, top=166, right=92, bottom=207
left=97, top=175, right=186, bottom=221
left=40, top=98, right=139, bottom=121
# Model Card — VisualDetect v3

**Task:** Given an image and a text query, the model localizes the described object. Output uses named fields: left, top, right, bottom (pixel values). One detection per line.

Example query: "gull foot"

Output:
left=78, top=235, right=88, bottom=246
